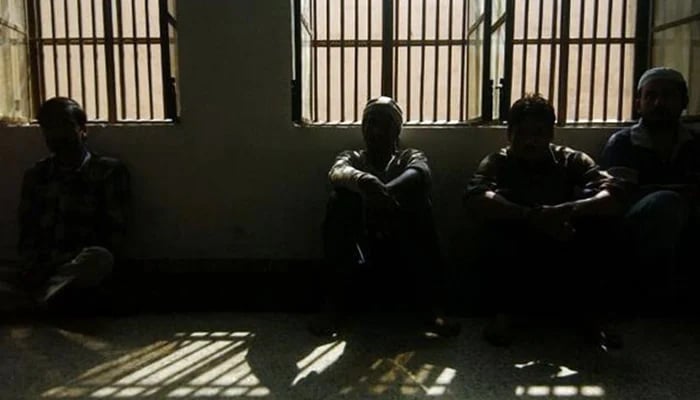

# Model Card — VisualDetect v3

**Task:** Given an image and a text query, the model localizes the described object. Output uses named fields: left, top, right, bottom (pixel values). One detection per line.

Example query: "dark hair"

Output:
left=37, top=97, right=87, bottom=130
left=507, top=93, right=556, bottom=132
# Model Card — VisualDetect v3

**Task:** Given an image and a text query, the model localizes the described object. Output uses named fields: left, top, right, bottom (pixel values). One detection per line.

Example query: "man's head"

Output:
left=361, top=96, right=403, bottom=158
left=37, top=97, right=87, bottom=156
left=636, top=67, right=688, bottom=128
left=507, top=94, right=556, bottom=161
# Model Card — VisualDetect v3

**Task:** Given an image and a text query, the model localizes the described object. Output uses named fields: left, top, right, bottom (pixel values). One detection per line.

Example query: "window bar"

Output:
left=588, top=0, right=599, bottom=121
left=481, top=0, right=492, bottom=120
left=446, top=0, right=453, bottom=121
left=633, top=0, right=652, bottom=101
left=326, top=0, right=330, bottom=121
left=77, top=0, right=87, bottom=111
left=91, top=0, right=100, bottom=119
left=26, top=0, right=43, bottom=115
left=340, top=0, right=345, bottom=121
left=381, top=0, right=393, bottom=96
left=50, top=0, right=59, bottom=95
left=574, top=0, right=585, bottom=121
left=131, top=0, right=140, bottom=119
left=367, top=0, right=372, bottom=102
left=64, top=0, right=72, bottom=98
left=406, top=0, right=411, bottom=120
left=547, top=0, right=558, bottom=102
left=158, top=0, right=175, bottom=120
left=602, top=0, right=613, bottom=121
left=556, top=0, right=571, bottom=125
left=459, top=0, right=467, bottom=121
left=103, top=0, right=117, bottom=122
left=535, top=0, right=544, bottom=93
left=432, top=0, right=440, bottom=121
left=145, top=0, right=154, bottom=119
left=617, top=0, right=627, bottom=121
left=503, top=0, right=515, bottom=120
left=314, top=0, right=319, bottom=121
left=393, top=0, right=399, bottom=99
left=353, top=0, right=358, bottom=121
left=520, top=0, right=529, bottom=97
left=116, top=0, right=126, bottom=119
left=419, top=0, right=426, bottom=121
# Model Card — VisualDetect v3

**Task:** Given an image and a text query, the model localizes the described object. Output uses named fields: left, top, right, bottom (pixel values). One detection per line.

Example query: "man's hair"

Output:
left=362, top=96, right=403, bottom=135
left=507, top=93, right=556, bottom=132
left=37, top=97, right=87, bottom=130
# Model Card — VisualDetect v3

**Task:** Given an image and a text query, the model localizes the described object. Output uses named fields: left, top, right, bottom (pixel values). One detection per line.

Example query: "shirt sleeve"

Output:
left=568, top=150, right=625, bottom=196
left=403, top=149, right=432, bottom=187
left=328, top=151, right=368, bottom=193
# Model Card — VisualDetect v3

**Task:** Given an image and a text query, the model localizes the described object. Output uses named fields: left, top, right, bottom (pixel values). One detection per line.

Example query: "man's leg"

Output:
left=625, top=190, right=689, bottom=308
left=310, top=189, right=366, bottom=335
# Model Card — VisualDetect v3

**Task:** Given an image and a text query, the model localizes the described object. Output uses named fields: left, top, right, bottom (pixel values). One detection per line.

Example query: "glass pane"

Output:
left=652, top=20, right=700, bottom=116
left=0, top=0, right=30, bottom=123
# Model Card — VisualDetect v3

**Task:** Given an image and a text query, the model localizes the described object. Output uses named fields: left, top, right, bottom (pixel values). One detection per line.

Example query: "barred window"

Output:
left=0, top=0, right=178, bottom=124
left=292, top=0, right=681, bottom=125
left=652, top=0, right=700, bottom=119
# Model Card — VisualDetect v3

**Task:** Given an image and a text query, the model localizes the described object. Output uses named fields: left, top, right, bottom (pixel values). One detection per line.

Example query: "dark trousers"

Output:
left=322, top=188, right=446, bottom=312
left=625, top=190, right=699, bottom=308
left=475, top=217, right=622, bottom=314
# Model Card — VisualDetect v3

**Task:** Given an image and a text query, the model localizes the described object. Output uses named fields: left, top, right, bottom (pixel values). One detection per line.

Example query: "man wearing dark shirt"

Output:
left=465, top=94, right=624, bottom=347
left=601, top=67, right=699, bottom=304
left=17, top=97, right=130, bottom=306
left=313, top=96, right=458, bottom=337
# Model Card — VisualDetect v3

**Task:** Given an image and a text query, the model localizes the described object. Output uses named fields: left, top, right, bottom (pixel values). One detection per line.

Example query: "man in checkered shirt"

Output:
left=16, top=97, right=130, bottom=306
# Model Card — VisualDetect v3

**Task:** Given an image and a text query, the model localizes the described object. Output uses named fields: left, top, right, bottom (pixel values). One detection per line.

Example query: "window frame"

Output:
left=21, top=0, right=178, bottom=124
left=292, top=0, right=661, bottom=127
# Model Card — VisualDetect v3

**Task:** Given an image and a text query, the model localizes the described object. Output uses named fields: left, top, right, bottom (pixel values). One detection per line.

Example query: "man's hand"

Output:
left=358, top=174, right=400, bottom=211
left=527, top=204, right=576, bottom=241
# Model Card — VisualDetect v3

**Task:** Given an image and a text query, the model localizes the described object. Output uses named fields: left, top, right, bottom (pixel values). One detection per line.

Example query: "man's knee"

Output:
left=628, top=190, right=689, bottom=231
left=60, top=247, right=114, bottom=288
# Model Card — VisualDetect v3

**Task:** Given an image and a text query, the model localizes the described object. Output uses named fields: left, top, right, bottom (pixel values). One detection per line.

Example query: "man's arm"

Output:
left=328, top=151, right=396, bottom=210
left=386, top=150, right=431, bottom=203
left=101, top=162, right=131, bottom=255
left=463, top=153, right=531, bottom=220
left=17, top=169, right=40, bottom=267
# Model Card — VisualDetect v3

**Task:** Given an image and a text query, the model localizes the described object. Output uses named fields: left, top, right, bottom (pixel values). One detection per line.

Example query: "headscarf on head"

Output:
left=362, top=96, right=404, bottom=133
left=637, top=67, right=687, bottom=92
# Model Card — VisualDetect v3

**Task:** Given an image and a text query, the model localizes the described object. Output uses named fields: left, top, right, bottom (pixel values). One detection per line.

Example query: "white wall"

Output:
left=0, top=0, right=619, bottom=261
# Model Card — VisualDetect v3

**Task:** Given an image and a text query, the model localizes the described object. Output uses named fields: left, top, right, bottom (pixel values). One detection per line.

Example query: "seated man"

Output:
left=601, top=67, right=700, bottom=306
left=314, top=96, right=458, bottom=337
left=464, top=94, right=624, bottom=347
left=16, top=97, right=130, bottom=308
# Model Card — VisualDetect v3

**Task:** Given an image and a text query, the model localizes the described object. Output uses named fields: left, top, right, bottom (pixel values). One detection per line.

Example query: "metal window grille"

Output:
left=24, top=0, right=178, bottom=122
left=293, top=0, right=648, bottom=125
left=651, top=0, right=700, bottom=119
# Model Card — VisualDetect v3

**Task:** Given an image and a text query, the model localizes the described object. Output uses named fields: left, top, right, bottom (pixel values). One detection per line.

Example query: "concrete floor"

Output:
left=1, top=313, right=699, bottom=399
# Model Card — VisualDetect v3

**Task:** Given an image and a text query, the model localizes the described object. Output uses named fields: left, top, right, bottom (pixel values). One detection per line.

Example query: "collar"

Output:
left=48, top=148, right=92, bottom=177
left=505, top=143, right=558, bottom=166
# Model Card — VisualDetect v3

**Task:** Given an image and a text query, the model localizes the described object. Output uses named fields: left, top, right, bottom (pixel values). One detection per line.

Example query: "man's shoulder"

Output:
left=605, top=126, right=634, bottom=147
left=397, top=148, right=426, bottom=157
left=85, top=153, right=129, bottom=181
left=550, top=143, right=593, bottom=159
left=89, top=153, right=126, bottom=170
